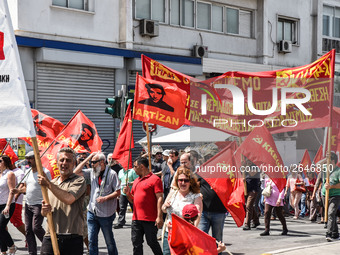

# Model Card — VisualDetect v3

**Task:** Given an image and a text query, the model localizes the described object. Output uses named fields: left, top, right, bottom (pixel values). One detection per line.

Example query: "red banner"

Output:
left=133, top=74, right=187, bottom=130
left=236, top=126, right=287, bottom=191
left=313, top=145, right=323, bottom=163
left=300, top=149, right=312, bottom=177
left=196, top=142, right=245, bottom=227
left=41, top=110, right=102, bottom=178
left=0, top=139, right=18, bottom=165
left=21, top=109, right=65, bottom=152
left=112, top=103, right=134, bottom=170
left=169, top=214, right=218, bottom=255
left=142, top=51, right=335, bottom=137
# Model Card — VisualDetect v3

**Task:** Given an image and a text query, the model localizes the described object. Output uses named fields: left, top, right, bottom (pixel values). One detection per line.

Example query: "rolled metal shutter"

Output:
left=36, top=63, right=115, bottom=153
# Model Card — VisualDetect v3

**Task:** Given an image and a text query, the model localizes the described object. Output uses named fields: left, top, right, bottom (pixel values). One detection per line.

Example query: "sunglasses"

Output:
left=178, top=178, right=190, bottom=183
left=0, top=160, right=2, bottom=163
left=90, top=160, right=100, bottom=165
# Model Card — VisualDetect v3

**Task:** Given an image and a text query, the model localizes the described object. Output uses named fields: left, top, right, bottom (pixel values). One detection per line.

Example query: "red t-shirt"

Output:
left=131, top=172, right=163, bottom=221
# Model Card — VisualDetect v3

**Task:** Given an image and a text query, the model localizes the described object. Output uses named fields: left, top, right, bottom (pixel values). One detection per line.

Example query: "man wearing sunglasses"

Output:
left=74, top=152, right=120, bottom=255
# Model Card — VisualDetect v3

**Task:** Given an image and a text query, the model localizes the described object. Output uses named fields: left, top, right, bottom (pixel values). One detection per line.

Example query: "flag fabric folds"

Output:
left=300, top=149, right=312, bottom=177
left=133, top=74, right=187, bottom=130
left=313, top=145, right=323, bottom=163
left=236, top=126, right=287, bottom=192
left=196, top=142, right=245, bottom=227
left=21, top=109, right=65, bottom=152
left=169, top=214, right=218, bottom=255
left=0, top=139, right=18, bottom=165
left=112, top=103, right=134, bottom=170
left=0, top=0, right=35, bottom=138
left=41, top=110, right=102, bottom=178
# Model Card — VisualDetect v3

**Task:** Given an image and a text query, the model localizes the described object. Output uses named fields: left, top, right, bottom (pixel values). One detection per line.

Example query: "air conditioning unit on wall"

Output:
left=278, top=40, right=292, bottom=53
left=194, top=45, right=208, bottom=58
left=140, top=19, right=159, bottom=37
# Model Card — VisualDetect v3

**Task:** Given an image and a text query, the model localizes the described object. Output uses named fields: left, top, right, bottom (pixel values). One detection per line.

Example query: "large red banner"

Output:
left=41, top=110, right=102, bottom=178
left=133, top=74, right=187, bottom=130
left=142, top=50, right=335, bottom=136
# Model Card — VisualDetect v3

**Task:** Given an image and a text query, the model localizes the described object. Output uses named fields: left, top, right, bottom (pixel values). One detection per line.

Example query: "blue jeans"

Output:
left=198, top=211, right=226, bottom=242
left=300, top=193, right=307, bottom=217
left=162, top=231, right=170, bottom=255
left=87, top=211, right=118, bottom=255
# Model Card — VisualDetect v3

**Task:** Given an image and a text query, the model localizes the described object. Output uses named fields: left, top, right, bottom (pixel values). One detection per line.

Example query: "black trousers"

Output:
left=117, top=194, right=133, bottom=226
left=0, top=203, right=15, bottom=253
left=41, top=235, right=83, bottom=255
left=131, top=220, right=162, bottom=255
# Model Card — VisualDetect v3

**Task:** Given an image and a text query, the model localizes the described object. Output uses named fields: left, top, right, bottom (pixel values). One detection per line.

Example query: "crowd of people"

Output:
left=0, top=144, right=339, bottom=255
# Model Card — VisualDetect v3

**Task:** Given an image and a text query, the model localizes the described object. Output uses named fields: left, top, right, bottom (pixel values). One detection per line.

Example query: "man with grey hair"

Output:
left=74, top=152, right=120, bottom=255
left=38, top=147, right=87, bottom=255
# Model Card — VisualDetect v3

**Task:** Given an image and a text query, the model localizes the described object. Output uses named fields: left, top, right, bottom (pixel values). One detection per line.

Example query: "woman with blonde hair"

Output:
left=161, top=167, right=202, bottom=255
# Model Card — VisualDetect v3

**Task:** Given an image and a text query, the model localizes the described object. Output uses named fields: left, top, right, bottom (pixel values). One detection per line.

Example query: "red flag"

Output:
left=0, top=139, right=18, bottom=165
left=112, top=103, right=134, bottom=170
left=300, top=149, right=312, bottom=176
left=197, top=142, right=245, bottom=227
left=169, top=214, right=218, bottom=255
left=133, top=74, right=187, bottom=130
left=41, top=110, right=103, bottom=178
left=21, top=109, right=65, bottom=152
left=236, top=126, right=287, bottom=192
left=313, top=145, right=323, bottom=163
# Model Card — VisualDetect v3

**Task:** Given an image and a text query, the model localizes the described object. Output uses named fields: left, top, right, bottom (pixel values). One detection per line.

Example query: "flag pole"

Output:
left=126, top=104, right=134, bottom=185
left=238, top=137, right=247, bottom=196
left=31, top=137, right=60, bottom=255
left=146, top=123, right=152, bottom=172
left=324, top=127, right=332, bottom=223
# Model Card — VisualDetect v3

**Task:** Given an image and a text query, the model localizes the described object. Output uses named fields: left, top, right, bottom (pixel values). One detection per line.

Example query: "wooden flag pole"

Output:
left=324, top=127, right=332, bottom=223
left=146, top=123, right=152, bottom=172
left=31, top=137, right=60, bottom=255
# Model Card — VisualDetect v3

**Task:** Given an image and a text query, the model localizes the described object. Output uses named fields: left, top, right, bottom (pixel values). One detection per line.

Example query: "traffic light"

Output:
left=105, top=96, right=121, bottom=118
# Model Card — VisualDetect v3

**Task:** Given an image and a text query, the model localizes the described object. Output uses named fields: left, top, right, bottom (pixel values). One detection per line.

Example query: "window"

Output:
left=135, top=0, right=165, bottom=22
left=197, top=2, right=211, bottom=30
left=323, top=5, right=340, bottom=38
left=52, top=0, right=88, bottom=11
left=277, top=18, right=298, bottom=43
left=212, top=5, right=223, bottom=32
left=226, top=8, right=239, bottom=34
left=170, top=0, right=194, bottom=27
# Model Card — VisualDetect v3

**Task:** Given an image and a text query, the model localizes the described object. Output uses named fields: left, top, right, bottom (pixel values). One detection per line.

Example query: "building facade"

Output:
left=7, top=0, right=340, bottom=159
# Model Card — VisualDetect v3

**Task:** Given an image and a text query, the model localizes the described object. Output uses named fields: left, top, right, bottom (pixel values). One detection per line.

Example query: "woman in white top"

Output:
left=0, top=155, right=17, bottom=255
left=161, top=167, right=202, bottom=255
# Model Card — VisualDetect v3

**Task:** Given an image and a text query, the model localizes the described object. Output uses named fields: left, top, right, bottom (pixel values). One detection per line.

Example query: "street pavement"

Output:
left=7, top=208, right=340, bottom=254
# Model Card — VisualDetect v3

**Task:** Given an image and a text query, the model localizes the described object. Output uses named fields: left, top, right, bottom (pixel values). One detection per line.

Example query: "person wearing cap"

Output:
left=151, top=145, right=164, bottom=177
left=180, top=204, right=226, bottom=253
left=12, top=151, right=52, bottom=255
left=161, top=166, right=202, bottom=255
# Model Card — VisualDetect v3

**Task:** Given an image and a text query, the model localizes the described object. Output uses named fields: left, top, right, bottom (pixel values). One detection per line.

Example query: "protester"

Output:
left=161, top=150, right=171, bottom=200
left=162, top=166, right=202, bottom=255
left=38, top=147, right=87, bottom=255
left=243, top=158, right=261, bottom=230
left=77, top=152, right=90, bottom=169
left=196, top=174, right=227, bottom=251
left=181, top=204, right=226, bottom=253
left=124, top=157, right=163, bottom=255
left=151, top=145, right=164, bottom=176
left=114, top=166, right=138, bottom=229
left=107, top=153, right=122, bottom=176
left=320, top=152, right=340, bottom=241
left=167, top=149, right=180, bottom=184
left=0, top=155, right=17, bottom=255
left=260, top=178, right=288, bottom=236
left=11, top=151, right=52, bottom=255
left=74, top=152, right=120, bottom=255
left=285, top=167, right=304, bottom=219
left=306, top=171, right=317, bottom=222
left=299, top=173, right=309, bottom=218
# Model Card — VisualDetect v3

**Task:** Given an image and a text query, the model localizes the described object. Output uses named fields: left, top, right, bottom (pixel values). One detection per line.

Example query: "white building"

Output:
left=7, top=0, right=340, bottom=158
